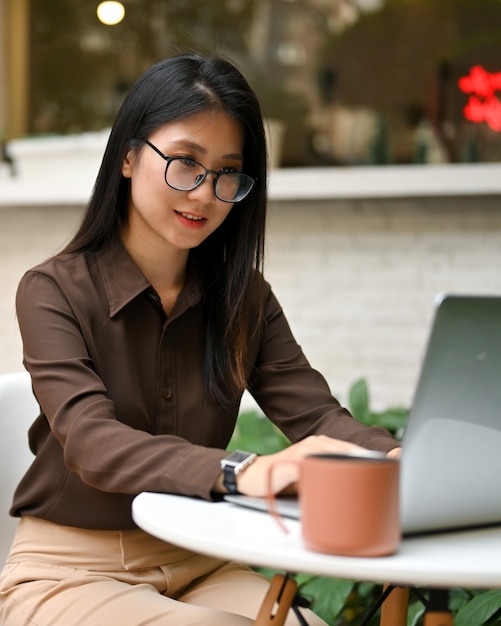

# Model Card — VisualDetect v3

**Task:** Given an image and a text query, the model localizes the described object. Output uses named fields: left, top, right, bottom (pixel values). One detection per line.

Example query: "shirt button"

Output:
left=162, top=387, right=173, bottom=400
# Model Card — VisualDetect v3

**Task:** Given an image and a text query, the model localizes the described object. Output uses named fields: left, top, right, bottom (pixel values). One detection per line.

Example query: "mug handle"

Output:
left=266, top=460, right=300, bottom=534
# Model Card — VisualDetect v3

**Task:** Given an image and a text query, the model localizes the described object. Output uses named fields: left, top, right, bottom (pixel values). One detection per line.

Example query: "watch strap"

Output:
left=222, top=464, right=239, bottom=494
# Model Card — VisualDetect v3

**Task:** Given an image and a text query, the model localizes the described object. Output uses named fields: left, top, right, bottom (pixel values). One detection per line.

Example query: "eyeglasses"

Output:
left=140, top=139, right=255, bottom=203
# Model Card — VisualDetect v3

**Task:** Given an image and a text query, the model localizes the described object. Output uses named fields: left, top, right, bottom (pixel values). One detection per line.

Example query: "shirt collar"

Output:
left=97, top=239, right=151, bottom=317
left=96, top=239, right=203, bottom=319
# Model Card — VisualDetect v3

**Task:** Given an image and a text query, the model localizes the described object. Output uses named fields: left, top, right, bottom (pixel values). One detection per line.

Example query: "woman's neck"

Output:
left=121, top=230, right=189, bottom=315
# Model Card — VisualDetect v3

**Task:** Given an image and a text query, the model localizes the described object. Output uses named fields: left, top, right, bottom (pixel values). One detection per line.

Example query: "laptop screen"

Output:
left=400, top=294, right=501, bottom=535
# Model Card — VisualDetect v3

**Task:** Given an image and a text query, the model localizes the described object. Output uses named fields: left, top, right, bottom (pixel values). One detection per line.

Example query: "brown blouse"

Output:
left=12, top=239, right=398, bottom=529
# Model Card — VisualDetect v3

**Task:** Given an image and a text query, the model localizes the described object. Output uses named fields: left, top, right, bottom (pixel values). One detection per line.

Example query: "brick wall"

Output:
left=2, top=195, right=500, bottom=411
left=265, top=195, right=501, bottom=410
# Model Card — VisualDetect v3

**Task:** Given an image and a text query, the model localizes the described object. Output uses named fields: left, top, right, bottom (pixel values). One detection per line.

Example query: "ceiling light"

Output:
left=97, top=1, right=125, bottom=26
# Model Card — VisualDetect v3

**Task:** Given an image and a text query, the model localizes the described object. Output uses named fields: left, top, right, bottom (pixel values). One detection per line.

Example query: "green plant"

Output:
left=454, top=589, right=501, bottom=626
left=228, top=409, right=290, bottom=455
left=347, top=377, right=407, bottom=440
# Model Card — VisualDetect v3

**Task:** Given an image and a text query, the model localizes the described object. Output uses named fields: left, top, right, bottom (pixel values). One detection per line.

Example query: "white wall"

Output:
left=2, top=194, right=500, bottom=412
left=265, top=196, right=501, bottom=410
left=0, top=205, right=83, bottom=376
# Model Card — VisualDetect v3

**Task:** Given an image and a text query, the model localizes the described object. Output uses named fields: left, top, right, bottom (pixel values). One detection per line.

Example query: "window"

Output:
left=26, top=0, right=501, bottom=166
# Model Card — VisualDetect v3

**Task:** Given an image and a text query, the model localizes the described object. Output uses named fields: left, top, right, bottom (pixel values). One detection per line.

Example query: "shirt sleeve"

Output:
left=248, top=282, right=399, bottom=453
left=16, top=269, right=227, bottom=503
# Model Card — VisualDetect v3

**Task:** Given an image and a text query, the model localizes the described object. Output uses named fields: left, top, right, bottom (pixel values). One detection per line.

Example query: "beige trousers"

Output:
left=0, top=517, right=326, bottom=626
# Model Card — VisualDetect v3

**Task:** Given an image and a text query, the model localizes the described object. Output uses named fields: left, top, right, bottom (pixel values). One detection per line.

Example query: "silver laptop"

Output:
left=226, top=294, right=501, bottom=536
left=400, top=293, right=501, bottom=535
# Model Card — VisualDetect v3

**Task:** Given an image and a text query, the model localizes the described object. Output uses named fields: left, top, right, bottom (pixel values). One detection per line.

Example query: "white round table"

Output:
left=132, top=492, right=501, bottom=589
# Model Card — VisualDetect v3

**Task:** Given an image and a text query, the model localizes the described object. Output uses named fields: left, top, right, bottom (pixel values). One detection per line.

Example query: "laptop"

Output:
left=226, top=294, right=501, bottom=536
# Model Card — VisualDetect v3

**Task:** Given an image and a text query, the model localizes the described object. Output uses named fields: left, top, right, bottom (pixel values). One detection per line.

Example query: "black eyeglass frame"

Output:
left=139, top=138, right=256, bottom=203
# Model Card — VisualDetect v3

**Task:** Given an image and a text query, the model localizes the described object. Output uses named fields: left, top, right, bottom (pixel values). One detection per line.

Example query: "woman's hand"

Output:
left=234, top=435, right=369, bottom=497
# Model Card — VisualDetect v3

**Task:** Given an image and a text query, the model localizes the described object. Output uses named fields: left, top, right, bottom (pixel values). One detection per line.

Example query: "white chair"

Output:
left=0, top=371, right=38, bottom=564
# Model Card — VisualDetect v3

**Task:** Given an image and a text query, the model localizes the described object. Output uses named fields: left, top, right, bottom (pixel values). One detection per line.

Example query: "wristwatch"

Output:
left=220, top=450, right=257, bottom=494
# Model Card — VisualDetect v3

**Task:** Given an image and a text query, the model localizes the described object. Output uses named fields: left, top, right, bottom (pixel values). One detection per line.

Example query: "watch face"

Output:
left=227, top=451, right=252, bottom=464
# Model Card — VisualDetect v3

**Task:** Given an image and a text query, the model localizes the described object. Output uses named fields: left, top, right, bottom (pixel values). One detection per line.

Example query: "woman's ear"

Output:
left=121, top=150, right=135, bottom=179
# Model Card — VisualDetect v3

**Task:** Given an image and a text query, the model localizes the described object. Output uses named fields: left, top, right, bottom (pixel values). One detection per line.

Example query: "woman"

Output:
left=0, top=53, right=400, bottom=625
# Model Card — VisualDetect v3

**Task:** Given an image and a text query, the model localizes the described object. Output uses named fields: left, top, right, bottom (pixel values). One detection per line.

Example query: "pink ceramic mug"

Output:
left=268, top=452, right=400, bottom=557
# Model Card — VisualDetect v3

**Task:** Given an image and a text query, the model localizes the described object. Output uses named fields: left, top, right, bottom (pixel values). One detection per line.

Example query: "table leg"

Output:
left=255, top=574, right=298, bottom=626
left=423, top=589, right=454, bottom=626
left=379, top=584, right=409, bottom=626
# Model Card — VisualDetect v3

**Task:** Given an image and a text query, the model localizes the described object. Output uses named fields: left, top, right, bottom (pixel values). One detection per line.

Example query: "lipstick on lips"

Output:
left=175, top=210, right=207, bottom=228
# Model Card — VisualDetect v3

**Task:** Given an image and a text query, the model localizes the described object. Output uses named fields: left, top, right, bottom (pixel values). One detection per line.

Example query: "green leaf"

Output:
left=348, top=378, right=371, bottom=425
left=228, top=411, right=290, bottom=455
left=407, top=598, right=426, bottom=626
left=294, top=572, right=318, bottom=587
left=355, top=581, right=379, bottom=601
left=370, top=408, right=408, bottom=437
left=455, top=590, right=501, bottom=626
left=297, top=576, right=355, bottom=623
left=348, top=379, right=408, bottom=437
left=449, top=587, right=475, bottom=612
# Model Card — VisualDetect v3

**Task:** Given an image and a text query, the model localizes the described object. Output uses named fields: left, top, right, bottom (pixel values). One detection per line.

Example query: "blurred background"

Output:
left=1, top=0, right=501, bottom=412
left=3, top=0, right=501, bottom=165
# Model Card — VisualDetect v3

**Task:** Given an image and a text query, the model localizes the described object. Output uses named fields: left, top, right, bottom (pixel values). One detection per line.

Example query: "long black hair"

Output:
left=62, top=52, right=268, bottom=406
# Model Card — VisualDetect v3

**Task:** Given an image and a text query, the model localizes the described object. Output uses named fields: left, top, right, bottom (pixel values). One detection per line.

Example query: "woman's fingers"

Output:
left=236, top=436, right=367, bottom=497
